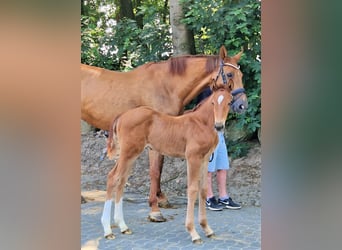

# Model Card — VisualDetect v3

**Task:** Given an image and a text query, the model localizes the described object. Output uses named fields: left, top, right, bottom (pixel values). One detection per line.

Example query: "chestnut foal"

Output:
left=101, top=87, right=233, bottom=243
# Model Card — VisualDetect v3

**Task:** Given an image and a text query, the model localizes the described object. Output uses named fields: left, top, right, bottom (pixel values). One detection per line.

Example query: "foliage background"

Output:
left=81, top=0, right=261, bottom=158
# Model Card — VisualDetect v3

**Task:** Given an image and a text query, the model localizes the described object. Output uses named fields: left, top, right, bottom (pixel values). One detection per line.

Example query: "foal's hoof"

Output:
left=148, top=212, right=167, bottom=222
left=104, top=233, right=115, bottom=240
left=192, top=238, right=203, bottom=244
left=121, top=229, right=132, bottom=235
left=207, top=233, right=217, bottom=239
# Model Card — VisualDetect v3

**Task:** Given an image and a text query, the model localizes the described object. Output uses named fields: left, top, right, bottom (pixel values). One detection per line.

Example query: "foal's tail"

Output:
left=107, top=115, right=121, bottom=160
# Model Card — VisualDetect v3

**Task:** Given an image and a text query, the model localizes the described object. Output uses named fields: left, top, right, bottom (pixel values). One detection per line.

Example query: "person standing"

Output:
left=196, top=87, right=241, bottom=211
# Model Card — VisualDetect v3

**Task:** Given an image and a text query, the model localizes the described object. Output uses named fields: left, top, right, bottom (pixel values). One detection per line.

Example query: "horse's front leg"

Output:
left=199, top=160, right=214, bottom=238
left=150, top=150, right=170, bottom=207
left=148, top=149, right=167, bottom=222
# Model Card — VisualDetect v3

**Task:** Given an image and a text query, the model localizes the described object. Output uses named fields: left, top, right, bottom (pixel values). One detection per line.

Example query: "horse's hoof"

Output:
left=104, top=233, right=115, bottom=240
left=192, top=238, right=203, bottom=244
left=81, top=196, right=87, bottom=204
left=148, top=212, right=167, bottom=222
left=121, top=229, right=132, bottom=235
left=158, top=200, right=172, bottom=208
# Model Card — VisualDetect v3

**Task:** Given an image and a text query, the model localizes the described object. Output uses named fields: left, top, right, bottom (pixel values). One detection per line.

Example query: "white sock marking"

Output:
left=101, top=200, right=113, bottom=236
left=114, top=198, right=129, bottom=232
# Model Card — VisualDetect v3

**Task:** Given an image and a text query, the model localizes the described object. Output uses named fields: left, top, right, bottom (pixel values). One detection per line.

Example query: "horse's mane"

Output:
left=169, top=55, right=219, bottom=76
left=141, top=55, right=219, bottom=76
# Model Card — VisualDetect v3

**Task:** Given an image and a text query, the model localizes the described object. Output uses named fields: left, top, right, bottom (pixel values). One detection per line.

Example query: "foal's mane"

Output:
left=141, top=55, right=219, bottom=76
left=190, top=98, right=206, bottom=113
left=185, top=87, right=227, bottom=114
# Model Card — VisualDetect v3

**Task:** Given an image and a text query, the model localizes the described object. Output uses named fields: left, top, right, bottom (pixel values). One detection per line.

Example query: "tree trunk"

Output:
left=162, top=0, right=169, bottom=23
left=119, top=0, right=135, bottom=20
left=169, top=0, right=196, bottom=55
left=134, top=0, right=143, bottom=28
left=81, top=0, right=85, bottom=15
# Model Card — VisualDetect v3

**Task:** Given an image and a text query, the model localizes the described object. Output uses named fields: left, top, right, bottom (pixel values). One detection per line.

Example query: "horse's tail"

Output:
left=107, top=115, right=121, bottom=160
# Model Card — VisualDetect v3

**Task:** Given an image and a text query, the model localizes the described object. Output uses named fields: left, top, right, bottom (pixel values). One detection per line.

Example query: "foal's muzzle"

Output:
left=215, top=123, right=224, bottom=132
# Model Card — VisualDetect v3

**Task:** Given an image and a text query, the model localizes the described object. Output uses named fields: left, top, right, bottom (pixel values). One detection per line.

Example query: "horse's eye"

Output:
left=227, top=73, right=233, bottom=78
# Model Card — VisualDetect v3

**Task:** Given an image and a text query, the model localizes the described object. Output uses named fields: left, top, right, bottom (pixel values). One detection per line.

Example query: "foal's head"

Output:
left=210, top=88, right=233, bottom=132
left=211, top=46, right=248, bottom=114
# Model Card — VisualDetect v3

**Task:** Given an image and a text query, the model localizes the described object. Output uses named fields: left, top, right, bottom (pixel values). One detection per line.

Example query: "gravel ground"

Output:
left=81, top=130, right=261, bottom=206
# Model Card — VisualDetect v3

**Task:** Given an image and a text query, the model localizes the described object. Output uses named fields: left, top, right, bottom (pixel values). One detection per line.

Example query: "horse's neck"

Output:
left=150, top=57, right=212, bottom=107
left=165, top=58, right=214, bottom=106
left=180, top=75, right=213, bottom=106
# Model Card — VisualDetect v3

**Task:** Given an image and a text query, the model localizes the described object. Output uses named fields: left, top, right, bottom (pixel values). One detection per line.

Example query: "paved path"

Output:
left=81, top=193, right=260, bottom=250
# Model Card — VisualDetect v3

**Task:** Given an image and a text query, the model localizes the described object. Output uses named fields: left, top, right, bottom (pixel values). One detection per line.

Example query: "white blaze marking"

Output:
left=217, top=95, right=224, bottom=105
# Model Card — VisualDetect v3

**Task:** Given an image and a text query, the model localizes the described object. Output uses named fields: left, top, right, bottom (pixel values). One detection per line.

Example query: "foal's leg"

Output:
left=198, top=161, right=214, bottom=238
left=101, top=162, right=118, bottom=239
left=113, top=158, right=134, bottom=235
left=101, top=158, right=133, bottom=239
left=148, top=150, right=167, bottom=222
left=185, top=157, right=202, bottom=244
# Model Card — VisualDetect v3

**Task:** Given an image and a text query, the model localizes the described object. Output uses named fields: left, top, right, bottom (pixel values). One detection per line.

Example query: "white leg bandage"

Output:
left=101, top=200, right=113, bottom=236
left=114, top=198, right=129, bottom=232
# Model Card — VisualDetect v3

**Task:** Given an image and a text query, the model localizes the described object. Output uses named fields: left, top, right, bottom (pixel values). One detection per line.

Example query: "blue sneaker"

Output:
left=206, top=197, right=223, bottom=211
left=218, top=197, right=241, bottom=209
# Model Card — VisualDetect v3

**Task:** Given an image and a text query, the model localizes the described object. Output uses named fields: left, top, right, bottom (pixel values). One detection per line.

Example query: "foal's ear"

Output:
left=219, top=45, right=228, bottom=60
left=209, top=81, right=215, bottom=91
left=210, top=80, right=220, bottom=91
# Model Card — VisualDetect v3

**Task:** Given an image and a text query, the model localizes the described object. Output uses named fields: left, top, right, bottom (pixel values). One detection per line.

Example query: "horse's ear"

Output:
left=219, top=45, right=228, bottom=60
left=233, top=47, right=244, bottom=62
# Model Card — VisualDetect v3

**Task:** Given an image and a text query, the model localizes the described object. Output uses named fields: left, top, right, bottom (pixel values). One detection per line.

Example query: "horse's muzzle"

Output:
left=214, top=123, right=224, bottom=132
left=231, top=98, right=248, bottom=114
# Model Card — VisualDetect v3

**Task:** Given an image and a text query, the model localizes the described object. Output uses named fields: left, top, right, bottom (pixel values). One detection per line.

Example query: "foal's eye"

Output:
left=227, top=72, right=233, bottom=78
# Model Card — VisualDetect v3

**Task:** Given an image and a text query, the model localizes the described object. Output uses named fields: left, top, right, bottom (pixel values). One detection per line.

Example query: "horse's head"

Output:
left=211, top=46, right=248, bottom=114
left=210, top=88, right=233, bottom=132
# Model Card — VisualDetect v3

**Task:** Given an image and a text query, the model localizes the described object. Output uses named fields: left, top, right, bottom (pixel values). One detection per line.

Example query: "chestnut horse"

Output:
left=81, top=46, right=247, bottom=221
left=101, top=87, right=233, bottom=244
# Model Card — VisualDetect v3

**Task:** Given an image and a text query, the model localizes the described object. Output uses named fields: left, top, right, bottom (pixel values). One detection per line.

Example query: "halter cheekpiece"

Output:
left=215, top=60, right=245, bottom=97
